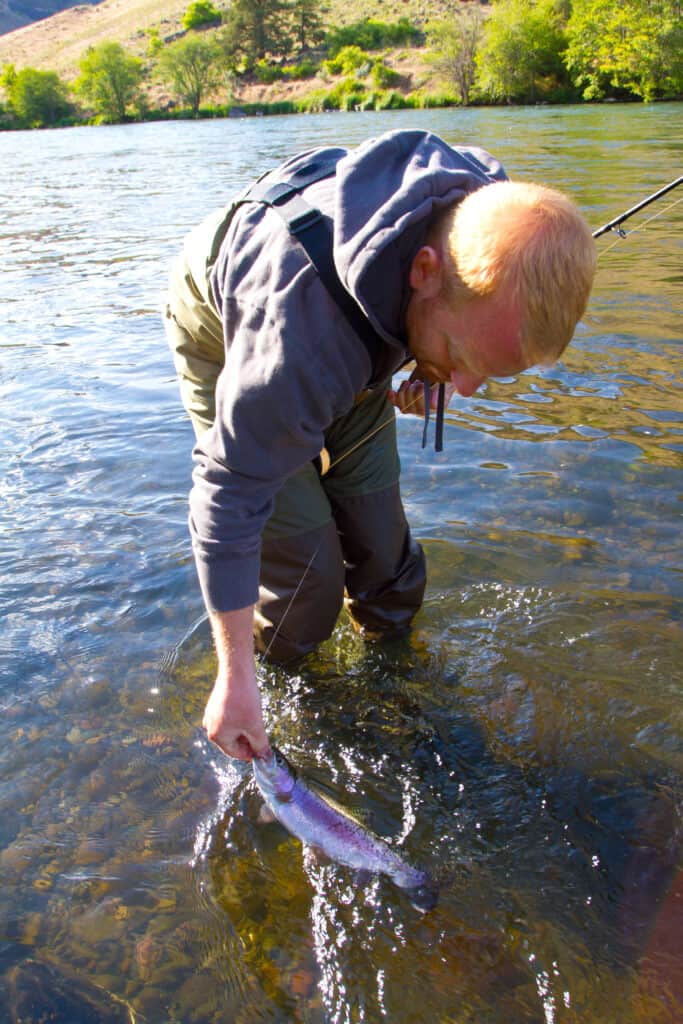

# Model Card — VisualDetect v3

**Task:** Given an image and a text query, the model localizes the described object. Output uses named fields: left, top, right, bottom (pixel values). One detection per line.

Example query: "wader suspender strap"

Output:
left=240, top=156, right=446, bottom=452
left=240, top=157, right=383, bottom=380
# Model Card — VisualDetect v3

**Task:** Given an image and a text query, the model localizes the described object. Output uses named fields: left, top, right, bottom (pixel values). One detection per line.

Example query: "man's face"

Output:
left=405, top=244, right=531, bottom=397
left=406, top=287, right=529, bottom=397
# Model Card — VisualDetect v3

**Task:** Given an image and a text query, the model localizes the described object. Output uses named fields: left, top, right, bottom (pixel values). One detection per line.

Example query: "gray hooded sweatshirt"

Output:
left=190, top=129, right=506, bottom=614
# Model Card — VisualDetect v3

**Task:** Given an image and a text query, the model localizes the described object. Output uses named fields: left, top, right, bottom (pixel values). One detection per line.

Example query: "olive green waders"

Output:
left=164, top=214, right=426, bottom=661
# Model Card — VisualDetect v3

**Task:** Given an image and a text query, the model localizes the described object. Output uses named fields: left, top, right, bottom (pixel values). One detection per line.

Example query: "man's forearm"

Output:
left=210, top=605, right=256, bottom=676
left=202, top=605, right=270, bottom=760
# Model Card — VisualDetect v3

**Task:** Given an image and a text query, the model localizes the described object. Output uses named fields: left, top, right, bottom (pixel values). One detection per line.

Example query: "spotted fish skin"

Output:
left=253, top=747, right=437, bottom=911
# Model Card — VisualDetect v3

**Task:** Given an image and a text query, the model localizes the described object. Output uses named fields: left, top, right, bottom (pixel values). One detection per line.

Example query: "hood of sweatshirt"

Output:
left=332, top=129, right=507, bottom=350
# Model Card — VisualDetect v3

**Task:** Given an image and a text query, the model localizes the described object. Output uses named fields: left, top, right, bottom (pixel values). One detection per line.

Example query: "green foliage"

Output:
left=294, top=87, right=328, bottom=111
left=322, top=48, right=402, bottom=91
left=254, top=58, right=318, bottom=83
left=75, top=42, right=143, bottom=122
left=289, top=0, right=324, bottom=51
left=476, top=0, right=569, bottom=103
left=218, top=0, right=291, bottom=67
left=287, top=59, right=318, bottom=80
left=296, top=76, right=366, bottom=111
left=565, top=0, right=683, bottom=101
left=234, top=99, right=298, bottom=115
left=370, top=59, right=401, bottom=89
left=1, top=63, right=72, bottom=126
left=1, top=62, right=17, bottom=91
left=371, top=88, right=410, bottom=109
left=358, top=88, right=457, bottom=110
left=325, top=17, right=421, bottom=57
left=325, top=76, right=367, bottom=109
left=146, top=28, right=164, bottom=57
left=157, top=34, right=221, bottom=113
left=254, top=59, right=286, bottom=83
left=323, top=45, right=369, bottom=76
left=426, top=7, right=485, bottom=105
left=410, top=90, right=459, bottom=108
left=182, top=1, right=222, bottom=31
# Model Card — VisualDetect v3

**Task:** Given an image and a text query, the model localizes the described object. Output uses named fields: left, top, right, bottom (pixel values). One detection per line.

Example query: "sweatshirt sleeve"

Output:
left=188, top=269, right=370, bottom=614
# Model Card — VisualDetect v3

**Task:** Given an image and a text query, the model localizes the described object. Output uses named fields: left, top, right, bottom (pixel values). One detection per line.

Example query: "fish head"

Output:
left=253, top=746, right=297, bottom=803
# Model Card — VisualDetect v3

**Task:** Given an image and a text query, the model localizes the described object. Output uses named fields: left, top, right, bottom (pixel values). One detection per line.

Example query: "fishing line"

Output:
left=326, top=389, right=424, bottom=472
left=260, top=540, right=325, bottom=661
left=596, top=194, right=683, bottom=260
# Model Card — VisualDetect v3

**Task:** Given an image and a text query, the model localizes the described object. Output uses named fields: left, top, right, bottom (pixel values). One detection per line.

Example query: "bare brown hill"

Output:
left=0, top=0, right=189, bottom=79
left=0, top=0, right=100, bottom=37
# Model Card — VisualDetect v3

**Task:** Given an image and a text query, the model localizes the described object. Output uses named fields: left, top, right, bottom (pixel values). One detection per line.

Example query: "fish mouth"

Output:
left=253, top=745, right=296, bottom=800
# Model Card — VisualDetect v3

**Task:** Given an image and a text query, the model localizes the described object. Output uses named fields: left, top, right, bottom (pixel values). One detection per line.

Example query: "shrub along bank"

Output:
left=1, top=1, right=681, bottom=129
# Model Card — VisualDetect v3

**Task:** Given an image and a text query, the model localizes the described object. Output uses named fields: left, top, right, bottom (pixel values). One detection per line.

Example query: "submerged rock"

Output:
left=6, top=958, right=135, bottom=1023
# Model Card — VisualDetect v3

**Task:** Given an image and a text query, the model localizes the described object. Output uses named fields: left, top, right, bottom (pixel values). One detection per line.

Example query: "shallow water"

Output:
left=0, top=105, right=681, bottom=1023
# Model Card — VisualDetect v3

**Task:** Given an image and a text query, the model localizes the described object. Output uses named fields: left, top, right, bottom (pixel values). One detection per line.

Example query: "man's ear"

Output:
left=408, top=246, right=443, bottom=299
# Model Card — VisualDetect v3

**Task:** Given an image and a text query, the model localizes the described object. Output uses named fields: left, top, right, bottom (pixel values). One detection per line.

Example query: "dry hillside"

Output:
left=0, top=0, right=188, bottom=79
left=0, top=0, right=460, bottom=83
left=0, top=0, right=104, bottom=37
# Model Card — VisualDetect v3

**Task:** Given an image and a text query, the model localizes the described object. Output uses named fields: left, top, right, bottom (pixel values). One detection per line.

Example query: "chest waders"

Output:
left=165, top=156, right=430, bottom=659
left=235, top=154, right=446, bottom=454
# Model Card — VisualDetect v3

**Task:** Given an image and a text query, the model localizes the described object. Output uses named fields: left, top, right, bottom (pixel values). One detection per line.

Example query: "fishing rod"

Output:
left=592, top=175, right=683, bottom=238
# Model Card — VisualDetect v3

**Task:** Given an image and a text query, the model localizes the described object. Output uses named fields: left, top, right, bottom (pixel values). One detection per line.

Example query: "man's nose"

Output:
left=451, top=370, right=486, bottom=397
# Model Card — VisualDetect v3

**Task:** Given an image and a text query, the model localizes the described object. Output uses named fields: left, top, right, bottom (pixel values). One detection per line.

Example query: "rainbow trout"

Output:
left=253, top=748, right=437, bottom=911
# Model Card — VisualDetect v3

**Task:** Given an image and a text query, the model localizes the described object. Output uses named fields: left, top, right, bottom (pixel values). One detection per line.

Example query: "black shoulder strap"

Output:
left=239, top=155, right=447, bottom=449
left=240, top=157, right=384, bottom=381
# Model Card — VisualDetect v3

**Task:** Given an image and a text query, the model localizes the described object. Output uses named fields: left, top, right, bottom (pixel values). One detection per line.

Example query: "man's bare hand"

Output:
left=204, top=605, right=270, bottom=761
left=388, top=376, right=455, bottom=417
left=203, top=669, right=269, bottom=761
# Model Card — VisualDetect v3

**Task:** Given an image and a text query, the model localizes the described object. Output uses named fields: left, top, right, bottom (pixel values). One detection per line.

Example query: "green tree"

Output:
left=476, top=0, right=568, bottom=103
left=75, top=42, right=143, bottom=122
left=426, top=7, right=486, bottom=105
left=289, top=0, right=324, bottom=51
left=157, top=35, right=221, bottom=113
left=182, top=0, right=222, bottom=31
left=565, top=0, right=683, bottom=101
left=219, top=0, right=290, bottom=67
left=1, top=63, right=72, bottom=126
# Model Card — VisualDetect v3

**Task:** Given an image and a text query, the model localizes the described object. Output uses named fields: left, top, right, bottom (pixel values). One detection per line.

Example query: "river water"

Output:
left=0, top=105, right=681, bottom=1023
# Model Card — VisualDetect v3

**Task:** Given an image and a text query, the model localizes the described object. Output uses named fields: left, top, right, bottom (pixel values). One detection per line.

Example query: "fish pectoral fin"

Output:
left=353, top=868, right=374, bottom=888
left=257, top=803, right=277, bottom=825
left=302, top=843, right=333, bottom=867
